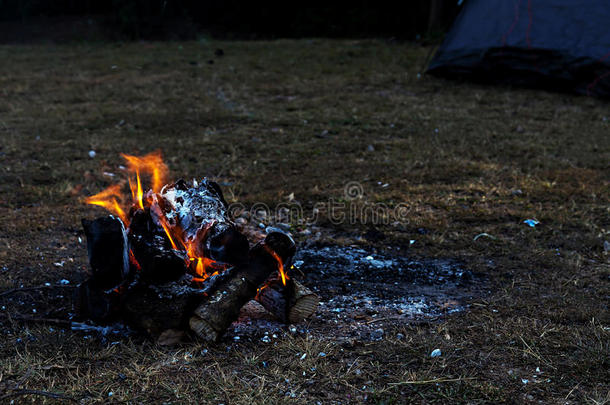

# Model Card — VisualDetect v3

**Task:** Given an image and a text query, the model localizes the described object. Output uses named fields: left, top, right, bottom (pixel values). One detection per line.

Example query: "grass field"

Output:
left=0, top=40, right=608, bottom=403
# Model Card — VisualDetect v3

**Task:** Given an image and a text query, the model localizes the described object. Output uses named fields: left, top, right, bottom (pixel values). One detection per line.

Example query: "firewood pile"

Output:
left=75, top=152, right=318, bottom=343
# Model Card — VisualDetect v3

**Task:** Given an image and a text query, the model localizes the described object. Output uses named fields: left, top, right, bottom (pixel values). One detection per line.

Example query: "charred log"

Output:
left=73, top=279, right=114, bottom=321
left=255, top=278, right=319, bottom=323
left=129, top=233, right=188, bottom=284
left=190, top=232, right=295, bottom=341
left=207, top=224, right=250, bottom=266
left=123, top=281, right=209, bottom=338
left=128, top=208, right=189, bottom=284
left=82, top=216, right=129, bottom=289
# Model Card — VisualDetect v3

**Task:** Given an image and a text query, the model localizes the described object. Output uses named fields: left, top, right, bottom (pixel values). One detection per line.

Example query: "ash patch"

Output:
left=294, top=245, right=478, bottom=338
left=296, top=245, right=473, bottom=287
left=228, top=245, right=481, bottom=343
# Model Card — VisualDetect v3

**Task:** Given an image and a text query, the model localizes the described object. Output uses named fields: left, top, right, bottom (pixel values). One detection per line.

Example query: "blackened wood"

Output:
left=82, top=216, right=129, bottom=289
left=190, top=232, right=295, bottom=341
left=207, top=224, right=250, bottom=266
left=255, top=278, right=319, bottom=323
left=73, top=279, right=121, bottom=322
left=254, top=276, right=290, bottom=323
left=128, top=207, right=188, bottom=283
left=129, top=233, right=189, bottom=284
left=123, top=282, right=208, bottom=338
left=121, top=268, right=235, bottom=338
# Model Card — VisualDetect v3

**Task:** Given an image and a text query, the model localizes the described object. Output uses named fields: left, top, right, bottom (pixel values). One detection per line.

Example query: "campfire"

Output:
left=76, top=151, right=318, bottom=343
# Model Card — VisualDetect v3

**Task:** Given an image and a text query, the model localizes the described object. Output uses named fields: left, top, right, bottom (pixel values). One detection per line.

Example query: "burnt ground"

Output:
left=0, top=40, right=608, bottom=404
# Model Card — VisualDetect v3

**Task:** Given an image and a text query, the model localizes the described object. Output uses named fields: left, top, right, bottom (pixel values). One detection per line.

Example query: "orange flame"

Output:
left=85, top=151, right=169, bottom=225
left=193, top=256, right=228, bottom=278
left=121, top=150, right=168, bottom=193
left=84, top=184, right=127, bottom=223
left=264, top=245, right=288, bottom=286
left=159, top=219, right=179, bottom=250
left=129, top=171, right=144, bottom=209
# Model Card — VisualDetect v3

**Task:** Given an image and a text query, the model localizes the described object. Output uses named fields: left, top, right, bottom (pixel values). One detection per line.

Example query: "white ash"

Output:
left=159, top=179, right=231, bottom=242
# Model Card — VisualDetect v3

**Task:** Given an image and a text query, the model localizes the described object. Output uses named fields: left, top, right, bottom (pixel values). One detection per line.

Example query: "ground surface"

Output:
left=0, top=40, right=608, bottom=404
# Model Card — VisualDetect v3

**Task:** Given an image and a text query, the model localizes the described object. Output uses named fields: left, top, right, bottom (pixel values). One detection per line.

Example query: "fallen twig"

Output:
left=0, top=313, right=71, bottom=328
left=0, top=389, right=77, bottom=402
left=389, top=377, right=475, bottom=386
left=0, top=284, right=74, bottom=298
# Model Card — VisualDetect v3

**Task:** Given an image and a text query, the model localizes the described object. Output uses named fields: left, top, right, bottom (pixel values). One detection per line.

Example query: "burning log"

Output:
left=255, top=278, right=319, bottom=324
left=190, top=232, right=296, bottom=341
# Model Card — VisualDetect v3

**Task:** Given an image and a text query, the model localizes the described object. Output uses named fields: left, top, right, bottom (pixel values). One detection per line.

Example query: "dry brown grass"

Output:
left=0, top=39, right=608, bottom=403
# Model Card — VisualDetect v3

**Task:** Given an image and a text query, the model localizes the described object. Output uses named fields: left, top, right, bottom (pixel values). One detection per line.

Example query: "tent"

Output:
left=427, top=0, right=610, bottom=98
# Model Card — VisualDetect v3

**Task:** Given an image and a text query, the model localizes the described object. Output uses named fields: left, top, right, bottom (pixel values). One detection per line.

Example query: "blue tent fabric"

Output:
left=427, top=0, right=610, bottom=98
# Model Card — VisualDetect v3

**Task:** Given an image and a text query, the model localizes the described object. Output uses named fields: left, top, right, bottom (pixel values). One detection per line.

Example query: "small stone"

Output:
left=59, top=279, right=70, bottom=285
left=318, top=352, right=326, bottom=357
left=261, top=335, right=271, bottom=343
left=366, top=145, right=375, bottom=152
left=88, top=150, right=96, bottom=158
left=396, top=333, right=404, bottom=340
left=430, top=348, right=442, bottom=358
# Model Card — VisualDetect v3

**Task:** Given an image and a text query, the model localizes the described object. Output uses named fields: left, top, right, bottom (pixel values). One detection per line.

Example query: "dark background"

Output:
left=0, top=0, right=460, bottom=41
